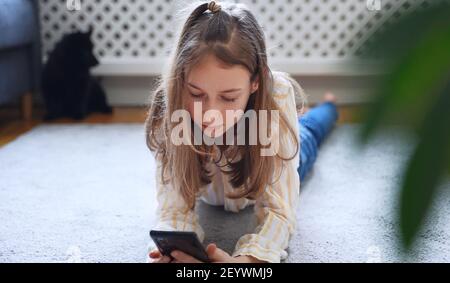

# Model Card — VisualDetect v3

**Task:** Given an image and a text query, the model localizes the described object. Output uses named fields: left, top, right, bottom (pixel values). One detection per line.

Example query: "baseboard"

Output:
left=25, top=75, right=375, bottom=107
left=100, top=75, right=375, bottom=106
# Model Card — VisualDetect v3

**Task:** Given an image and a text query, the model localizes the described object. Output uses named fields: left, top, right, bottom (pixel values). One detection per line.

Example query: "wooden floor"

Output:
left=0, top=105, right=365, bottom=148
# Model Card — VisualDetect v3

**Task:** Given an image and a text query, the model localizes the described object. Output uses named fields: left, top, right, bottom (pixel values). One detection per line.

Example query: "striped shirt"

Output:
left=147, top=71, right=300, bottom=263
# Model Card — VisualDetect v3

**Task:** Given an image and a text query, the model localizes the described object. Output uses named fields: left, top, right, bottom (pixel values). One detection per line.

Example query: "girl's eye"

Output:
left=222, top=97, right=237, bottom=103
left=189, top=92, right=204, bottom=99
left=222, top=96, right=237, bottom=102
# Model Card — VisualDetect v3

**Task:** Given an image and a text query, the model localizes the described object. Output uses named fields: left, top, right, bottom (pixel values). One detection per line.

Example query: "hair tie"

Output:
left=208, top=1, right=221, bottom=13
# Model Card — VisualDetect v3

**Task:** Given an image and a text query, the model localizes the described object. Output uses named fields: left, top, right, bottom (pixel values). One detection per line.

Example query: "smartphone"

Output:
left=149, top=230, right=210, bottom=262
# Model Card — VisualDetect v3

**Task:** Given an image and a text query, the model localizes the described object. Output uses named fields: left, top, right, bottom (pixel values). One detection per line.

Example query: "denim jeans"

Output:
left=298, top=102, right=339, bottom=182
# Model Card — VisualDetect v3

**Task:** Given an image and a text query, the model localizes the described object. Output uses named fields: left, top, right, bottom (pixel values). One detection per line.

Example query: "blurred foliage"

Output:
left=358, top=2, right=450, bottom=249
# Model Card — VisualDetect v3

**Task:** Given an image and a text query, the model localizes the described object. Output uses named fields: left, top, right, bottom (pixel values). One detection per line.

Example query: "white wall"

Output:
left=39, top=0, right=424, bottom=76
left=37, top=0, right=424, bottom=106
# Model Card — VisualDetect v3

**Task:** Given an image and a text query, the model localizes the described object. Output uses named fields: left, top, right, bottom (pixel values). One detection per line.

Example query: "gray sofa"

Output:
left=0, top=0, right=41, bottom=119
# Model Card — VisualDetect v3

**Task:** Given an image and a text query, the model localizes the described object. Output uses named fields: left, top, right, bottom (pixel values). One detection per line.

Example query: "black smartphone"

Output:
left=149, top=230, right=210, bottom=262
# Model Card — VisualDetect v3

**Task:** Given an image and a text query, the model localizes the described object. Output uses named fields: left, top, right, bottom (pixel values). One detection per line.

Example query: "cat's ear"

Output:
left=87, top=25, right=94, bottom=36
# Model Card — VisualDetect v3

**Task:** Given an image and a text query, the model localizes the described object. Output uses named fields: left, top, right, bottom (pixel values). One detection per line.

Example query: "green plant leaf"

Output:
left=399, top=80, right=450, bottom=249
left=355, top=3, right=450, bottom=250
left=359, top=6, right=450, bottom=144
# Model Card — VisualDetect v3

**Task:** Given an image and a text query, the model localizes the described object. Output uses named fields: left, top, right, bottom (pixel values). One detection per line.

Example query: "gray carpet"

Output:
left=0, top=124, right=449, bottom=263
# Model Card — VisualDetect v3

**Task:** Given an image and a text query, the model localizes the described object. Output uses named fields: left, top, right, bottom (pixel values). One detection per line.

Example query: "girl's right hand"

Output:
left=148, top=249, right=171, bottom=263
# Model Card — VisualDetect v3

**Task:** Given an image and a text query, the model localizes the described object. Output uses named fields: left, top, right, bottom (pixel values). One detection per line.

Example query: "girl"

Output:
left=145, top=1, right=338, bottom=263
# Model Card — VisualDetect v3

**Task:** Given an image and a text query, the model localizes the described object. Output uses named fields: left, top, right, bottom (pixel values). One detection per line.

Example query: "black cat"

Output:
left=41, top=27, right=112, bottom=120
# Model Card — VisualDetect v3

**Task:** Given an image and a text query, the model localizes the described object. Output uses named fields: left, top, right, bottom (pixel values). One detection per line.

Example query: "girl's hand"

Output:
left=170, top=243, right=267, bottom=263
left=148, top=249, right=172, bottom=263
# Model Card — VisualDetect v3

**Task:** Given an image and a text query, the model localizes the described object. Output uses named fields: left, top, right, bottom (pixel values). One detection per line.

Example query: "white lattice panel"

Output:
left=39, top=0, right=446, bottom=76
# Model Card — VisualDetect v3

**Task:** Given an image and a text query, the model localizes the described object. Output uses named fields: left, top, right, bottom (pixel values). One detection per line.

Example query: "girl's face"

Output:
left=184, top=54, right=259, bottom=138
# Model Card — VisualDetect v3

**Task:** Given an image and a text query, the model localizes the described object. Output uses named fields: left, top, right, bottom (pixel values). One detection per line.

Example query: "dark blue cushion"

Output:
left=0, top=47, right=31, bottom=104
left=0, top=0, right=35, bottom=50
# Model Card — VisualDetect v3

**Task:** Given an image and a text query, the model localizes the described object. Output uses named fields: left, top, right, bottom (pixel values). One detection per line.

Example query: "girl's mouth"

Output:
left=202, top=124, right=223, bottom=130
left=202, top=123, right=224, bottom=137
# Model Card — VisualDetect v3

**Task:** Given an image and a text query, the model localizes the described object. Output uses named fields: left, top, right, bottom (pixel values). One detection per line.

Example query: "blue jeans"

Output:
left=298, top=102, right=339, bottom=182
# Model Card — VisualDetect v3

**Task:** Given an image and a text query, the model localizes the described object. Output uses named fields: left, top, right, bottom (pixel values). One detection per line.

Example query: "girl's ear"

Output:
left=87, top=25, right=94, bottom=36
left=251, top=75, right=259, bottom=94
left=251, top=81, right=259, bottom=94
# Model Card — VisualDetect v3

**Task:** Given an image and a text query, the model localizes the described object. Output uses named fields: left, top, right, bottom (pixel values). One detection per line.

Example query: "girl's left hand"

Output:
left=170, top=243, right=265, bottom=263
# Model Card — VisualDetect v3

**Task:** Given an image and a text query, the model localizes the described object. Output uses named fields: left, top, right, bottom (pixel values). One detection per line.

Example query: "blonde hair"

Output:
left=145, top=1, right=305, bottom=209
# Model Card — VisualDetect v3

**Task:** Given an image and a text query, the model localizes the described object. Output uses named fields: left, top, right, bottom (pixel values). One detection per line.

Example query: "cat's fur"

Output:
left=41, top=27, right=112, bottom=120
